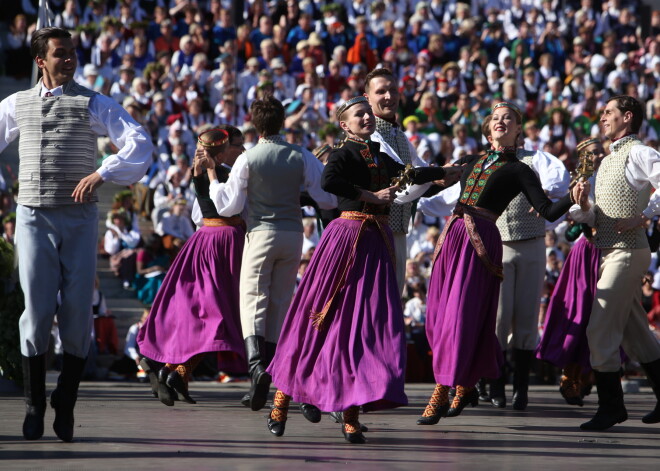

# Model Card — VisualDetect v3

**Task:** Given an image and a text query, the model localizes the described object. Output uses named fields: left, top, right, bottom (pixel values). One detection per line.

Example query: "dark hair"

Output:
left=31, top=27, right=71, bottom=59
left=607, top=95, right=644, bottom=133
left=250, top=96, right=285, bottom=136
left=364, top=67, right=396, bottom=92
left=217, top=124, right=243, bottom=145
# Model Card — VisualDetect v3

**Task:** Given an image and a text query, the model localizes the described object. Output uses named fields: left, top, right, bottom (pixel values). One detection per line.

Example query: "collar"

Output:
left=609, top=134, right=638, bottom=152
left=375, top=115, right=398, bottom=127
left=258, top=135, right=286, bottom=144
left=41, top=83, right=64, bottom=97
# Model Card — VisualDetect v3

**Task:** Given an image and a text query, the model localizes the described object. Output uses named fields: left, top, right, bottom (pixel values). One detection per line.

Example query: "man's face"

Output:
left=600, top=100, right=631, bottom=140
left=36, top=36, right=77, bottom=87
left=365, top=75, right=399, bottom=120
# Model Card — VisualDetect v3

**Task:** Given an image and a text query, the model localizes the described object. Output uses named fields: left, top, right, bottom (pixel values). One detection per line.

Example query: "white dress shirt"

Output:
left=208, top=143, right=337, bottom=217
left=0, top=83, right=153, bottom=186
left=570, top=144, right=660, bottom=225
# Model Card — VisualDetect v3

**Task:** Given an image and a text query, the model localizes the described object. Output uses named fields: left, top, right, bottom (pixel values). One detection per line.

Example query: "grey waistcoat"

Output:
left=246, top=136, right=305, bottom=233
left=496, top=150, right=546, bottom=242
left=593, top=135, right=650, bottom=249
left=15, top=80, right=98, bottom=207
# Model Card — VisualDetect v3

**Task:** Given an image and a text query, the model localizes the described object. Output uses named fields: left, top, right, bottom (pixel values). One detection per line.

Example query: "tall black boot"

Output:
left=580, top=370, right=628, bottom=431
left=265, top=341, right=277, bottom=367
left=640, top=358, right=660, bottom=424
left=512, top=349, right=534, bottom=411
left=50, top=352, right=87, bottom=442
left=490, top=360, right=507, bottom=408
left=245, top=336, right=271, bottom=411
left=22, top=354, right=47, bottom=440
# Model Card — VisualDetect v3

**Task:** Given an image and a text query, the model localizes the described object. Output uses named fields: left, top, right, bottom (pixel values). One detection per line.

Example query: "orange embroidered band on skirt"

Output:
left=432, top=203, right=503, bottom=279
left=202, top=216, right=244, bottom=227
left=310, top=211, right=394, bottom=330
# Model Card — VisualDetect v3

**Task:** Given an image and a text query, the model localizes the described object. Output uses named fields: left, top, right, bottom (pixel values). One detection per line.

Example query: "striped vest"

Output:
left=375, top=117, right=413, bottom=234
left=245, top=135, right=305, bottom=233
left=496, top=150, right=546, bottom=242
left=15, top=80, right=97, bottom=207
left=593, top=135, right=650, bottom=249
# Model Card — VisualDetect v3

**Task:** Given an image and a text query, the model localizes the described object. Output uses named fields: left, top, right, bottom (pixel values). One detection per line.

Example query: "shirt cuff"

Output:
left=96, top=168, right=109, bottom=181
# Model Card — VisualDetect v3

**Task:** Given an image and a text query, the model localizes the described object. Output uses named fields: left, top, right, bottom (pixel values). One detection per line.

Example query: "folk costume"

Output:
left=137, top=129, right=246, bottom=406
left=570, top=133, right=660, bottom=430
left=266, top=96, right=446, bottom=443
left=419, top=139, right=573, bottom=425
left=1, top=76, right=152, bottom=442
left=490, top=148, right=569, bottom=410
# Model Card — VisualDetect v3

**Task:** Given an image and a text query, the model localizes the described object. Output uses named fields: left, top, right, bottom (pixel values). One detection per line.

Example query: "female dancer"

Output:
left=265, top=96, right=454, bottom=443
left=417, top=102, right=581, bottom=425
left=137, top=126, right=246, bottom=406
left=536, top=138, right=604, bottom=406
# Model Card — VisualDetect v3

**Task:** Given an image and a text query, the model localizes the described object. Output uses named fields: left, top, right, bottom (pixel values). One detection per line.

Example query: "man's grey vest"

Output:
left=496, top=150, right=546, bottom=242
left=245, top=136, right=305, bottom=233
left=14, top=80, right=97, bottom=207
left=375, top=117, right=412, bottom=234
left=594, top=135, right=650, bottom=249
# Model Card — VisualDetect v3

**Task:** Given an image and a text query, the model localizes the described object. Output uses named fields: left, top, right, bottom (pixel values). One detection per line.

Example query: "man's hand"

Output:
left=72, top=172, right=104, bottom=203
left=572, top=181, right=591, bottom=211
left=615, top=213, right=649, bottom=234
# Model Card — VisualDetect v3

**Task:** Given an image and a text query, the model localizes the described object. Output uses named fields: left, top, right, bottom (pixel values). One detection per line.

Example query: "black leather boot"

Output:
left=580, top=370, right=628, bottom=431
left=51, top=352, right=87, bottom=442
left=476, top=378, right=490, bottom=402
left=512, top=349, right=534, bottom=411
left=640, top=358, right=660, bottom=424
left=22, top=354, right=47, bottom=440
left=245, top=335, right=271, bottom=411
left=490, top=361, right=507, bottom=408
left=139, top=357, right=163, bottom=398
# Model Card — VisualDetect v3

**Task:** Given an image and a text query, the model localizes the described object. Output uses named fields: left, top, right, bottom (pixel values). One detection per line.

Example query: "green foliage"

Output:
left=0, top=239, right=23, bottom=385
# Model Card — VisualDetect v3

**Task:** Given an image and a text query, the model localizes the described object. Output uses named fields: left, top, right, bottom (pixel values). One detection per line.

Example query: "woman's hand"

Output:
left=360, top=186, right=398, bottom=205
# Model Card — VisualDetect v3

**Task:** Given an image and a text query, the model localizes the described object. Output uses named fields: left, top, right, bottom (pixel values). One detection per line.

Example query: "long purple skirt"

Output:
left=267, top=217, right=408, bottom=412
left=137, top=224, right=245, bottom=365
left=426, top=216, right=504, bottom=387
left=536, top=237, right=600, bottom=370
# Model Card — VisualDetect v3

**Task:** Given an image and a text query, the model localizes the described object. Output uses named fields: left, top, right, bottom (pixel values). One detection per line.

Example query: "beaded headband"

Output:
left=335, top=96, right=369, bottom=120
left=576, top=137, right=600, bottom=153
left=197, top=128, right=229, bottom=147
left=491, top=101, right=522, bottom=121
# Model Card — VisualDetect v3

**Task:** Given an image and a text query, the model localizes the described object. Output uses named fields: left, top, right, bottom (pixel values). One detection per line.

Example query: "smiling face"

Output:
left=600, top=100, right=632, bottom=140
left=339, top=102, right=376, bottom=139
left=36, top=36, right=77, bottom=88
left=488, top=107, right=521, bottom=147
left=365, top=75, right=399, bottom=120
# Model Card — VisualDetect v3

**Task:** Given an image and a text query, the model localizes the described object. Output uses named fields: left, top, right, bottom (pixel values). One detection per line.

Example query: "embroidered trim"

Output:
left=432, top=203, right=503, bottom=279
left=310, top=211, right=395, bottom=330
left=459, top=154, right=507, bottom=206
left=258, top=135, right=286, bottom=144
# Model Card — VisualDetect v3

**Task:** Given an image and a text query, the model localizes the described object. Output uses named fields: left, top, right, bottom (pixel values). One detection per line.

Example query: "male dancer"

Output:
left=572, top=95, right=660, bottom=430
left=365, top=68, right=431, bottom=293
left=0, top=27, right=152, bottom=441
left=491, top=121, right=570, bottom=410
left=207, top=96, right=336, bottom=412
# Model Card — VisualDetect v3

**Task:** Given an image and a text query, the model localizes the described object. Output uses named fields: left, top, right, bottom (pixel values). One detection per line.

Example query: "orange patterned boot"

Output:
left=342, top=406, right=366, bottom=444
left=267, top=390, right=291, bottom=436
left=446, top=385, right=479, bottom=417
left=417, top=384, right=450, bottom=425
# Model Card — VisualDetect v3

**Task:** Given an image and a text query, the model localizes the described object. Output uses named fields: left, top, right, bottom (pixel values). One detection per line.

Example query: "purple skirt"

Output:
left=267, top=217, right=408, bottom=412
left=426, top=215, right=504, bottom=386
left=536, top=237, right=600, bottom=370
left=137, top=224, right=246, bottom=365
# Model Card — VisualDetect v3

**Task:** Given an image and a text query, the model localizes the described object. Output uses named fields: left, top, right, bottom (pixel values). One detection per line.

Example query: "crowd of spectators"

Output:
left=2, top=0, right=660, bottom=378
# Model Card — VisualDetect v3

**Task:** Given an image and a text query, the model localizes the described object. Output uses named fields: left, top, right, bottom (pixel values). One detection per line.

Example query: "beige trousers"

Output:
left=239, top=229, right=303, bottom=343
left=496, top=237, right=545, bottom=350
left=393, top=232, right=407, bottom=296
left=587, top=248, right=660, bottom=372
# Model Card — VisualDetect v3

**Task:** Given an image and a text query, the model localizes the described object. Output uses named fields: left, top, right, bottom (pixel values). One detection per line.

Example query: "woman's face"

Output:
left=488, top=107, right=520, bottom=145
left=340, top=102, right=375, bottom=139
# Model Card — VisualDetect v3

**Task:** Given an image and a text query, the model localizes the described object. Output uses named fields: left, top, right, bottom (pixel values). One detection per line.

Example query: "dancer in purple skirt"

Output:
left=265, top=96, right=460, bottom=443
left=417, top=102, right=582, bottom=425
left=137, top=126, right=246, bottom=406
left=536, top=138, right=605, bottom=406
